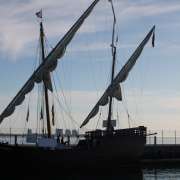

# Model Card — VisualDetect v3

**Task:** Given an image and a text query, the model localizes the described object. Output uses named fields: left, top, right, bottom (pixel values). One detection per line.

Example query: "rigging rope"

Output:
left=95, top=111, right=102, bottom=129
left=121, top=84, right=132, bottom=128
left=21, top=36, right=41, bottom=136
left=52, top=73, right=80, bottom=129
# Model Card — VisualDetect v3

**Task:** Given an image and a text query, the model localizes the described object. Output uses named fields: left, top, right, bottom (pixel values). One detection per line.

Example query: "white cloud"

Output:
left=0, top=0, right=99, bottom=60
left=119, top=3, right=180, bottom=18
left=1, top=89, right=180, bottom=132
left=0, top=0, right=180, bottom=60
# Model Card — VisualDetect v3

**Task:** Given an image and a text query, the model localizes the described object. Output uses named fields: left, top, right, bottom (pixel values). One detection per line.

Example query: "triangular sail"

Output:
left=80, top=25, right=155, bottom=128
left=0, top=0, right=100, bottom=124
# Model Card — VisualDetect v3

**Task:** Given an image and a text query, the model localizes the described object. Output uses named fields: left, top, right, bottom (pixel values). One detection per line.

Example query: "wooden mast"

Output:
left=107, top=0, right=117, bottom=133
left=40, top=21, right=52, bottom=138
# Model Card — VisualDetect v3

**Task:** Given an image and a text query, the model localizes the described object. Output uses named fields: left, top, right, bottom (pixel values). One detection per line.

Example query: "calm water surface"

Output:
left=3, top=167, right=180, bottom=179
left=143, top=168, right=180, bottom=180
left=51, top=168, right=180, bottom=180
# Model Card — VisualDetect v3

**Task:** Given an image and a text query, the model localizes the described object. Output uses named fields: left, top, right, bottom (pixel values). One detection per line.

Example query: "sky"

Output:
left=0, top=0, right=180, bottom=135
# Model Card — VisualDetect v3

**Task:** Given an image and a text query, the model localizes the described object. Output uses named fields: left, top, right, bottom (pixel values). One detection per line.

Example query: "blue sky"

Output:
left=0, top=0, right=180, bottom=133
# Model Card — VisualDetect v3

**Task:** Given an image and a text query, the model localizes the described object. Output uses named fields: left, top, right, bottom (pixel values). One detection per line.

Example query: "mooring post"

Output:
left=162, top=130, right=163, bottom=145
left=15, top=135, right=17, bottom=146
left=154, top=136, right=157, bottom=146
left=149, top=130, right=151, bottom=144
left=9, top=128, right=11, bottom=144
left=175, top=130, right=176, bottom=145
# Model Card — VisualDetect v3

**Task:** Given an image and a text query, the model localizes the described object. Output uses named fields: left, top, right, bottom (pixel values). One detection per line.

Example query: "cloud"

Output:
left=119, top=2, right=180, bottom=18
left=0, top=0, right=99, bottom=60
left=1, top=89, right=180, bottom=132
left=0, top=0, right=180, bottom=137
left=0, top=0, right=180, bottom=60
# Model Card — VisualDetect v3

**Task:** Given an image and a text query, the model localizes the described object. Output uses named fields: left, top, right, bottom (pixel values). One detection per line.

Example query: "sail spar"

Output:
left=80, top=25, right=155, bottom=128
left=0, top=0, right=100, bottom=124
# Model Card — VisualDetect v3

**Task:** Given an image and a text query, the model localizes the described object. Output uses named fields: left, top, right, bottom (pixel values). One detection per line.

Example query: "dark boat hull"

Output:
left=0, top=127, right=146, bottom=172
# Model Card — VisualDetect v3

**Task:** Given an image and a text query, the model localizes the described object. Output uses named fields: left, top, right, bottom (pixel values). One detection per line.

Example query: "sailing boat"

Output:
left=0, top=0, right=155, bottom=171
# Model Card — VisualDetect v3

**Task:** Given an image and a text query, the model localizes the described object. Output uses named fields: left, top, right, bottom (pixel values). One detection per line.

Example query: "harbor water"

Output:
left=3, top=168, right=180, bottom=179
left=41, top=168, right=180, bottom=179
left=143, top=168, right=180, bottom=179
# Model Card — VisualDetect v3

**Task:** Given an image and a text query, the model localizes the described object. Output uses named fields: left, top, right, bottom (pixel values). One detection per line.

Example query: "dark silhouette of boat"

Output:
left=0, top=0, right=155, bottom=171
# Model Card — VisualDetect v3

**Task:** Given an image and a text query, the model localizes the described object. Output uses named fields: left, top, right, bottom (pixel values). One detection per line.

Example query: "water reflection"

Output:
left=3, top=167, right=143, bottom=180
left=143, top=168, right=180, bottom=180
left=5, top=167, right=180, bottom=179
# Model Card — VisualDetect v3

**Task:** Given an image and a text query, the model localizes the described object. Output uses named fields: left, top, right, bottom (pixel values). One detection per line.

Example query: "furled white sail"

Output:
left=80, top=25, right=155, bottom=128
left=0, top=0, right=100, bottom=124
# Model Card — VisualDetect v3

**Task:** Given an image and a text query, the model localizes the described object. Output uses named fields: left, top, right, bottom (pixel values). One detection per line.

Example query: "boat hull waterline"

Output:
left=0, top=126, right=146, bottom=170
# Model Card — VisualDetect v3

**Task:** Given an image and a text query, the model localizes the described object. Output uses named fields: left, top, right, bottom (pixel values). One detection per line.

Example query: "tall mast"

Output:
left=40, top=20, right=52, bottom=138
left=107, top=0, right=117, bottom=133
